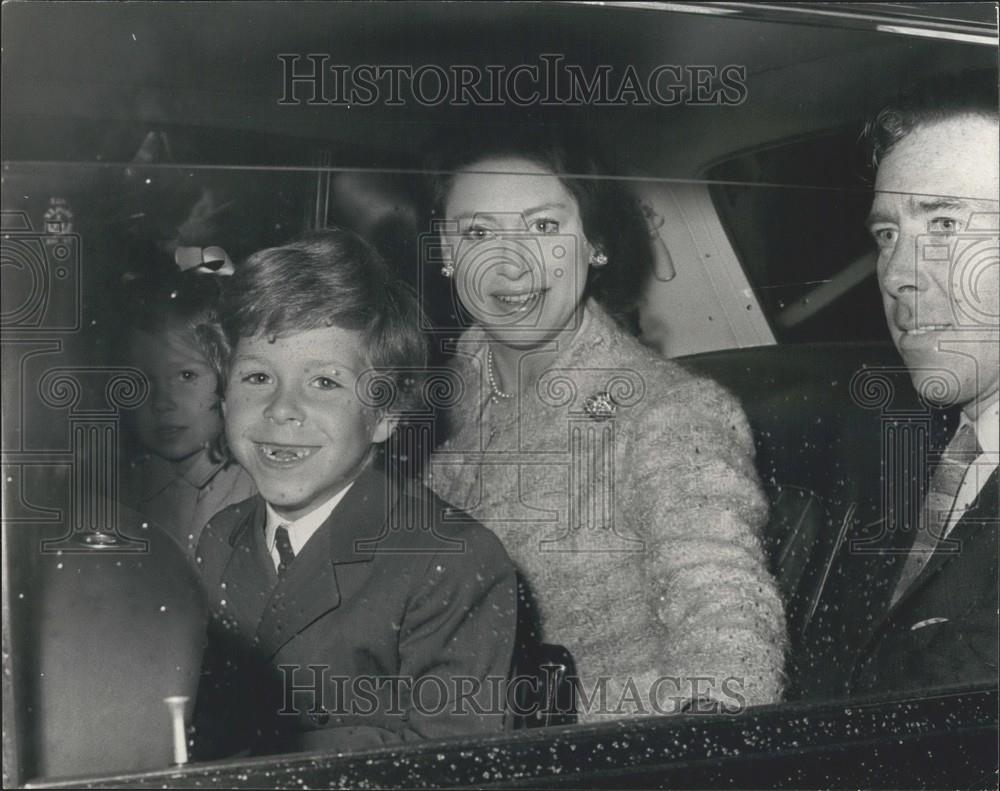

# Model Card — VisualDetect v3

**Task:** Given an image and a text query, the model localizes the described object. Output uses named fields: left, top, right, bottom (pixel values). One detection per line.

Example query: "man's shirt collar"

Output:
left=961, top=394, right=999, bottom=457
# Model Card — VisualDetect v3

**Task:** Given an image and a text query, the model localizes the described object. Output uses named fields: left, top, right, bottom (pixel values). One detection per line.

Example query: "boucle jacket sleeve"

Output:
left=428, top=301, right=788, bottom=717
left=623, top=373, right=787, bottom=708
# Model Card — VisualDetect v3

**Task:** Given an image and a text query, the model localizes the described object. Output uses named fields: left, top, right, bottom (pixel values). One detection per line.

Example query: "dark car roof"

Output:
left=3, top=2, right=996, bottom=176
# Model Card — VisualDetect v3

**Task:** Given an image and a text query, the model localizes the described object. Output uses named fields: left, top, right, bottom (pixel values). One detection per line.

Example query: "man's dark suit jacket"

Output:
left=192, top=465, right=517, bottom=758
left=793, top=410, right=998, bottom=700
left=850, top=466, right=998, bottom=694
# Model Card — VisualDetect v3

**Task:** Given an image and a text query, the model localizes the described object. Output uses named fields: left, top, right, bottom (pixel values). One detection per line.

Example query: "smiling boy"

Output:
left=192, top=229, right=516, bottom=758
left=226, top=323, right=390, bottom=524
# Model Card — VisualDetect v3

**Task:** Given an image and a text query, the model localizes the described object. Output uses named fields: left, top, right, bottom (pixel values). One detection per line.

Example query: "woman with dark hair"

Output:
left=426, top=127, right=787, bottom=720
left=426, top=128, right=652, bottom=333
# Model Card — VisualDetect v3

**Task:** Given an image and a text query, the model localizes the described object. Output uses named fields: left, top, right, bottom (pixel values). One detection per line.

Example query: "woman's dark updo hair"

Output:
left=425, top=124, right=653, bottom=332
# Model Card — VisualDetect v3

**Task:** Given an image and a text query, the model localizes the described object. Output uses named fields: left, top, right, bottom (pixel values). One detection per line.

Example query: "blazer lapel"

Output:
left=865, top=467, right=999, bottom=644
left=218, top=498, right=276, bottom=638
left=253, top=525, right=342, bottom=659
left=848, top=413, right=989, bottom=685
left=890, top=467, right=998, bottom=612
left=330, top=464, right=398, bottom=557
left=253, top=466, right=395, bottom=659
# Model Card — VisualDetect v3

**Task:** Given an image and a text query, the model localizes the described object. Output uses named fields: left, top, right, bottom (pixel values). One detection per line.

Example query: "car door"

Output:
left=3, top=2, right=997, bottom=788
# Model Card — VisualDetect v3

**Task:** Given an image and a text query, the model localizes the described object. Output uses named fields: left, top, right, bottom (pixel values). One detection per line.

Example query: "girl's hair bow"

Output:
left=174, top=245, right=235, bottom=276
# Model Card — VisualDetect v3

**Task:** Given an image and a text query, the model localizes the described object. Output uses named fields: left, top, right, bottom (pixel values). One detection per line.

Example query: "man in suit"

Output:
left=850, top=71, right=998, bottom=694
left=191, top=229, right=517, bottom=758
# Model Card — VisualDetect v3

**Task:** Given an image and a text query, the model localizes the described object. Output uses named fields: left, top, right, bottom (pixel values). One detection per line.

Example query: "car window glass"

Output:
left=5, top=152, right=990, bottom=784
left=3, top=3, right=997, bottom=787
left=707, top=131, right=890, bottom=344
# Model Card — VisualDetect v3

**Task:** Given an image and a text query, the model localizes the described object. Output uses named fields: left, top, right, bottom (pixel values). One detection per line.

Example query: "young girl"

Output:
left=116, top=244, right=255, bottom=558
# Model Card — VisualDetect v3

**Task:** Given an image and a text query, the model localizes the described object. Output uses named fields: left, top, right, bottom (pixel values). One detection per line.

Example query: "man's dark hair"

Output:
left=425, top=123, right=653, bottom=332
left=216, top=228, right=428, bottom=414
left=866, top=69, right=999, bottom=169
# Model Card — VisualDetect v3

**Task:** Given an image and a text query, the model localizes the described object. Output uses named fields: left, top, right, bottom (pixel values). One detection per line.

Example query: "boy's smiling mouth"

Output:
left=254, top=441, right=320, bottom=466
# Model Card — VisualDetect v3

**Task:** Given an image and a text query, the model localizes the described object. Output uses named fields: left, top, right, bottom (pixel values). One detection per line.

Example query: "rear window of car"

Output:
left=707, top=130, right=891, bottom=344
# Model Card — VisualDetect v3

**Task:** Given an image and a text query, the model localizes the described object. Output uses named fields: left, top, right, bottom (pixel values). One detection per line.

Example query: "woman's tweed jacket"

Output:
left=429, top=299, right=787, bottom=719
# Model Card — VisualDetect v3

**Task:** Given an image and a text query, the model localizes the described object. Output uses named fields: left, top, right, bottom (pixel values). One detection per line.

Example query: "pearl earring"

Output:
left=590, top=251, right=609, bottom=268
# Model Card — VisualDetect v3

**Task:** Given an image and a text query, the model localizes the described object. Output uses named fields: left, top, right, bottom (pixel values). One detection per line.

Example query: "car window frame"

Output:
left=19, top=683, right=997, bottom=789
left=3, top=2, right=998, bottom=788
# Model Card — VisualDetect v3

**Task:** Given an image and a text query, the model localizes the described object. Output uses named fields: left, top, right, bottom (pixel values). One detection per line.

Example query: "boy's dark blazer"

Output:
left=192, top=464, right=517, bottom=758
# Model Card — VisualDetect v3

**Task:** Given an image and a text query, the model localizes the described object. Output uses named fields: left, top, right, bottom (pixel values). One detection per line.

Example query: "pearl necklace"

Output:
left=486, top=347, right=514, bottom=404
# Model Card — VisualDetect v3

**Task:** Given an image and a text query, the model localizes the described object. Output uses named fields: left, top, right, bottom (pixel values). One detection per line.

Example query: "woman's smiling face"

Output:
left=443, top=156, right=595, bottom=349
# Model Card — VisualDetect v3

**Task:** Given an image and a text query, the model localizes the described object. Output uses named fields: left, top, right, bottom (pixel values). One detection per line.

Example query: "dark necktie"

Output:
left=274, top=524, right=296, bottom=577
left=891, top=423, right=982, bottom=605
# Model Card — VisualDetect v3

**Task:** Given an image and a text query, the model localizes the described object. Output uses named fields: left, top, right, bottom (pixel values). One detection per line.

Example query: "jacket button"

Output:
left=310, top=711, right=330, bottom=725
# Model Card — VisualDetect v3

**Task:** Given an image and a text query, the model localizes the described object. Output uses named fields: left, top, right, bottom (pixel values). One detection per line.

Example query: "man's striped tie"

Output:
left=891, top=423, right=981, bottom=606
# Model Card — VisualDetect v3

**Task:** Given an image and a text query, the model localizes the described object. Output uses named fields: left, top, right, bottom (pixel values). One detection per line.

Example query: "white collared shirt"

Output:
left=264, top=482, right=355, bottom=572
left=944, top=395, right=999, bottom=538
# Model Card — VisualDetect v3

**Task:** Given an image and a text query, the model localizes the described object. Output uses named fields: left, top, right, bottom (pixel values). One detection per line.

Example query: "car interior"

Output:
left=2, top=2, right=997, bottom=787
